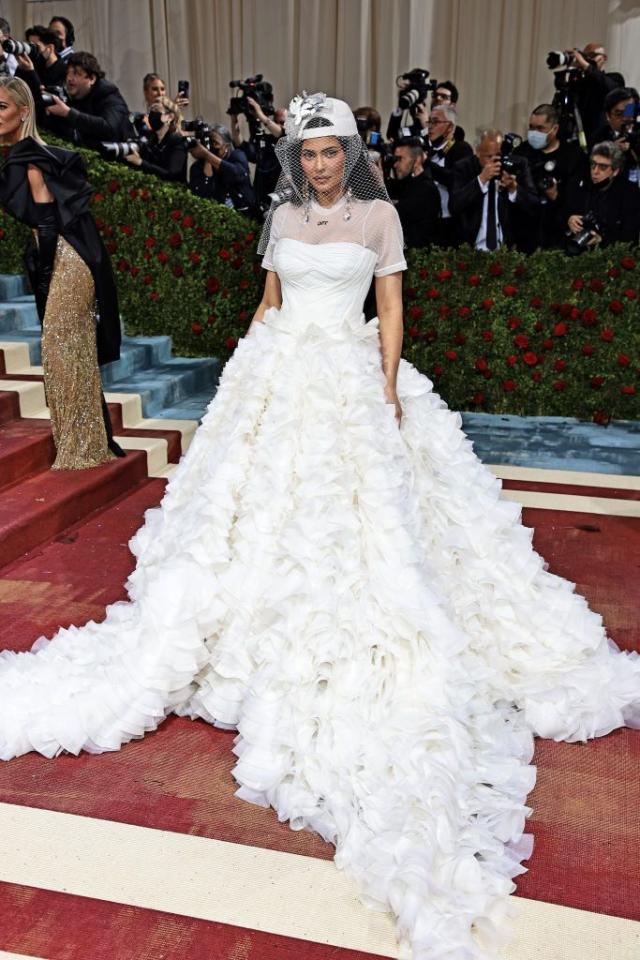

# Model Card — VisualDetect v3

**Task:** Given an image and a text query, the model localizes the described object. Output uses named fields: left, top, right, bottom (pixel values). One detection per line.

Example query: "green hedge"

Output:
left=0, top=137, right=638, bottom=422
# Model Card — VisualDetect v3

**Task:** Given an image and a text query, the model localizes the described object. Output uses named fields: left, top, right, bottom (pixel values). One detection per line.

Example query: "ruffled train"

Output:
left=1, top=313, right=639, bottom=960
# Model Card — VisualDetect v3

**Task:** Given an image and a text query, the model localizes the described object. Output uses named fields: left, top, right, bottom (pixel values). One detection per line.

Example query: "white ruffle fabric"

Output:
left=1, top=239, right=639, bottom=960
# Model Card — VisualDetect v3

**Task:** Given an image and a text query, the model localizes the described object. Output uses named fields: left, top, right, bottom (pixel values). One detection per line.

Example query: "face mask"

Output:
left=527, top=130, right=548, bottom=150
left=148, top=111, right=165, bottom=131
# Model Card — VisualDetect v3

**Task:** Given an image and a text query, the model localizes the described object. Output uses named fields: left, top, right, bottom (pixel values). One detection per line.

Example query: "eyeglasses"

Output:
left=433, top=93, right=452, bottom=101
left=590, top=160, right=612, bottom=171
left=427, top=118, right=446, bottom=125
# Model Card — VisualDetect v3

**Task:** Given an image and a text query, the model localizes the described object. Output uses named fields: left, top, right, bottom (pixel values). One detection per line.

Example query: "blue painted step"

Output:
left=104, top=360, right=221, bottom=418
left=0, top=275, right=28, bottom=300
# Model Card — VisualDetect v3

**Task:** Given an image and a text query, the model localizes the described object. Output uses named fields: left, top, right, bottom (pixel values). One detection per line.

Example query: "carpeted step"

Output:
left=0, top=449, right=148, bottom=568
left=106, top=402, right=184, bottom=463
left=0, top=416, right=54, bottom=491
left=0, top=389, right=20, bottom=425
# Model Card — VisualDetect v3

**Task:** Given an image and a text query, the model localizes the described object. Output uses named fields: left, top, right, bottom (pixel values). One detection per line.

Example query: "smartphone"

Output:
left=177, top=80, right=190, bottom=99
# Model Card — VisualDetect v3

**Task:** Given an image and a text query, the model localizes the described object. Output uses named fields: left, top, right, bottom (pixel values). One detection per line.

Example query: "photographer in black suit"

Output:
left=450, top=129, right=537, bottom=250
left=387, top=137, right=441, bottom=248
left=423, top=105, right=472, bottom=247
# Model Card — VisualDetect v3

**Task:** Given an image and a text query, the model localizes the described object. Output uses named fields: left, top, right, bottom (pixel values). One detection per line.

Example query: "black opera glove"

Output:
left=33, top=200, right=59, bottom=319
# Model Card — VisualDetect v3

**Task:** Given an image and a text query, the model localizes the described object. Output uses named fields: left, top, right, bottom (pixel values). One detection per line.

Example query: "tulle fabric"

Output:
left=1, top=239, right=639, bottom=960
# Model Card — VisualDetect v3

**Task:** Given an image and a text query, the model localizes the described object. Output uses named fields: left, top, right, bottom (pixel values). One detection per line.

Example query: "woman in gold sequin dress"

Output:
left=0, top=77, right=123, bottom=469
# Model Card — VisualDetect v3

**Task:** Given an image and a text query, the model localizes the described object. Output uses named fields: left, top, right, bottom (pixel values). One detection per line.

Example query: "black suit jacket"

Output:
left=426, top=138, right=474, bottom=192
left=449, top=154, right=538, bottom=249
left=562, top=172, right=640, bottom=247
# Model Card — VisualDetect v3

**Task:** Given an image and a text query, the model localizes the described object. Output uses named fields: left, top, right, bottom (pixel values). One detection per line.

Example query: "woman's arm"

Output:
left=248, top=270, right=282, bottom=333
left=375, top=272, right=404, bottom=423
left=27, top=165, right=55, bottom=203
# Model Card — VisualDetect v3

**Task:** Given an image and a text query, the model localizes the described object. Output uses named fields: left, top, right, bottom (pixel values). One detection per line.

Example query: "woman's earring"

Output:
left=302, top=179, right=311, bottom=224
left=21, top=116, right=27, bottom=123
left=343, top=186, right=353, bottom=221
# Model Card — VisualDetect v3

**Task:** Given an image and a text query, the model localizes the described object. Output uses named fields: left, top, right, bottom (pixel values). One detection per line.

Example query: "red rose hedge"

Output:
left=0, top=138, right=638, bottom=422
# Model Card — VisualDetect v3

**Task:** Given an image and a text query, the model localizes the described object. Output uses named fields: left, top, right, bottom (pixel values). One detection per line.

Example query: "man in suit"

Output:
left=422, top=105, right=472, bottom=247
left=449, top=129, right=538, bottom=251
left=387, top=137, right=441, bottom=247
left=564, top=140, right=640, bottom=250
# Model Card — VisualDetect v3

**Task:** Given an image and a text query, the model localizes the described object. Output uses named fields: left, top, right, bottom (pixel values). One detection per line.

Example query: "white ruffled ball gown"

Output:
left=1, top=204, right=639, bottom=960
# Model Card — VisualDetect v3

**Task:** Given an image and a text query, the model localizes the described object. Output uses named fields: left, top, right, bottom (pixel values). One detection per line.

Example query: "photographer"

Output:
left=592, top=88, right=640, bottom=183
left=513, top=103, right=587, bottom=251
left=48, top=16, right=75, bottom=61
left=43, top=51, right=135, bottom=149
left=189, top=123, right=258, bottom=218
left=0, top=18, right=17, bottom=77
left=121, top=97, right=187, bottom=183
left=386, top=137, right=441, bottom=248
left=450, top=129, right=537, bottom=250
left=17, top=26, right=67, bottom=88
left=387, top=74, right=465, bottom=144
left=423, top=105, right=472, bottom=247
left=564, top=141, right=640, bottom=251
left=230, top=96, right=285, bottom=211
left=571, top=43, right=625, bottom=145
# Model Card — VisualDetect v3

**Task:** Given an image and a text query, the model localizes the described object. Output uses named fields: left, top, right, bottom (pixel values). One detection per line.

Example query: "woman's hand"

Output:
left=384, top=383, right=402, bottom=425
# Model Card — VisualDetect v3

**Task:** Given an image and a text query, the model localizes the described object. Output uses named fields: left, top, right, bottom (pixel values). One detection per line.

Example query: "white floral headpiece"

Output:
left=284, top=91, right=328, bottom=138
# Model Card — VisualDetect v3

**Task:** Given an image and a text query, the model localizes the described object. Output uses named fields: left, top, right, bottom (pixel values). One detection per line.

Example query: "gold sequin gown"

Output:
left=42, top=236, right=114, bottom=470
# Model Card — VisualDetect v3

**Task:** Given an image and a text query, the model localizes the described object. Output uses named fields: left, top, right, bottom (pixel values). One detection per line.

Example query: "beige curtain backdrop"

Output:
left=4, top=0, right=639, bottom=140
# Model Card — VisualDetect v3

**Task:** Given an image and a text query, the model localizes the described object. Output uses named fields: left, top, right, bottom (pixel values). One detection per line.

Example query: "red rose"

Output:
left=232, top=257, right=244, bottom=269
left=427, top=287, right=440, bottom=299
left=503, top=379, right=516, bottom=391
left=458, top=306, right=471, bottom=318
left=146, top=209, right=156, bottom=220
left=624, top=288, right=637, bottom=299
left=129, top=188, right=139, bottom=199
left=142, top=274, right=152, bottom=285
left=621, top=385, right=637, bottom=395
left=117, top=258, right=129, bottom=272
left=182, top=215, right=194, bottom=228
left=474, top=357, right=489, bottom=372
left=589, top=278, right=604, bottom=292
left=571, top=278, right=584, bottom=291
left=593, top=411, right=610, bottom=424
left=239, top=278, right=250, bottom=290
left=582, top=308, right=597, bottom=326
left=172, top=265, right=184, bottom=278
left=408, top=325, right=419, bottom=339
left=482, top=369, right=493, bottom=380
left=419, top=267, right=429, bottom=280
left=141, top=189, right=151, bottom=201
left=143, top=252, right=151, bottom=262
left=107, top=180, right=121, bottom=194
left=553, top=379, right=567, bottom=391
left=189, top=252, right=201, bottom=264
left=489, top=262, right=503, bottom=276
left=444, top=349, right=458, bottom=360
left=238, top=310, right=248, bottom=322
left=168, top=232, right=183, bottom=248
left=130, top=266, right=140, bottom=278
left=590, top=375, right=605, bottom=388
left=530, top=296, right=543, bottom=308
left=231, top=241, right=242, bottom=253
left=534, top=321, right=543, bottom=331
left=170, top=209, right=182, bottom=221
left=106, top=240, right=117, bottom=254
left=454, top=332, right=467, bottom=345
left=468, top=274, right=481, bottom=286
left=119, top=224, right=133, bottom=236
left=559, top=303, right=573, bottom=317
left=600, top=327, right=614, bottom=342
left=457, top=260, right=469, bottom=271
left=221, top=288, right=230, bottom=298
left=507, top=317, right=521, bottom=330
left=570, top=306, right=580, bottom=319
left=620, top=255, right=636, bottom=270
left=532, top=371, right=542, bottom=383
left=481, top=329, right=493, bottom=341
left=93, top=192, right=105, bottom=203
left=506, top=355, right=518, bottom=367
left=433, top=364, right=443, bottom=377
left=149, top=291, right=160, bottom=302
left=503, top=283, right=517, bottom=297
left=554, top=358, right=567, bottom=372
left=514, top=333, right=529, bottom=348
left=514, top=263, right=527, bottom=277
left=408, top=304, right=423, bottom=321
left=218, top=248, right=231, bottom=261
left=617, top=353, right=631, bottom=366
left=523, top=351, right=538, bottom=366
left=207, top=314, right=216, bottom=325
left=581, top=344, right=594, bottom=356
left=482, top=298, right=494, bottom=309
left=542, top=337, right=554, bottom=350
left=609, top=299, right=624, bottom=314
left=472, top=392, right=485, bottom=404
left=436, top=269, right=452, bottom=281
left=438, top=305, right=451, bottom=318
left=191, top=322, right=202, bottom=334
left=144, top=236, right=156, bottom=248
left=225, top=336, right=238, bottom=350
left=553, top=322, right=568, bottom=336
left=206, top=277, right=220, bottom=294
left=94, top=217, right=104, bottom=230
left=608, top=266, right=621, bottom=278
left=245, top=231, right=255, bottom=243
left=157, top=251, right=169, bottom=265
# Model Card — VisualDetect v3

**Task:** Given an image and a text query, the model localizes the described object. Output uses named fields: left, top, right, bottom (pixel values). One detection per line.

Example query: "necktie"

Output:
left=486, top=177, right=498, bottom=250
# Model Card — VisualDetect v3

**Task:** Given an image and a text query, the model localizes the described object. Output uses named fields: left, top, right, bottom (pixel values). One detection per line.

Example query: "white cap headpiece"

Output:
left=285, top=91, right=358, bottom=140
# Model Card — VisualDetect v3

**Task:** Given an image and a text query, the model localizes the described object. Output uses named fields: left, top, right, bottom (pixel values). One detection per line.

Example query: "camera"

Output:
left=546, top=50, right=578, bottom=71
left=619, top=99, right=640, bottom=153
left=1, top=38, right=38, bottom=58
left=396, top=68, right=437, bottom=111
left=500, top=133, right=527, bottom=177
left=268, top=184, right=295, bottom=206
left=99, top=139, right=148, bottom=160
left=40, top=85, right=68, bottom=107
left=566, top=210, right=601, bottom=255
left=183, top=117, right=213, bottom=151
left=537, top=158, right=558, bottom=192
left=227, top=74, right=274, bottom=119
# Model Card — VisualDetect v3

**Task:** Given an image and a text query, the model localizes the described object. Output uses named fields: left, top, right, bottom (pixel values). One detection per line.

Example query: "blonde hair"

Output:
left=149, top=95, right=183, bottom=134
left=0, top=76, right=45, bottom=144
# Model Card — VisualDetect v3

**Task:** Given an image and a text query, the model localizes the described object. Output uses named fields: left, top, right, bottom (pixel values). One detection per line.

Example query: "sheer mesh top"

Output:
left=261, top=197, right=406, bottom=278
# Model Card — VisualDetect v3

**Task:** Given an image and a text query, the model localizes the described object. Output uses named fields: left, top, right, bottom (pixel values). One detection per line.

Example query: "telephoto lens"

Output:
left=99, top=141, right=144, bottom=160
left=1, top=38, right=39, bottom=58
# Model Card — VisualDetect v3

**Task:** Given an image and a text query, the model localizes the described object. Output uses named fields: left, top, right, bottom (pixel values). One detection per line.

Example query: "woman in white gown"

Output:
left=1, top=93, right=639, bottom=960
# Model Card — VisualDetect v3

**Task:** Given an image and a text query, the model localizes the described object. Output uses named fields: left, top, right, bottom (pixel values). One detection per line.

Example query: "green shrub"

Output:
left=0, top=137, right=638, bottom=421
